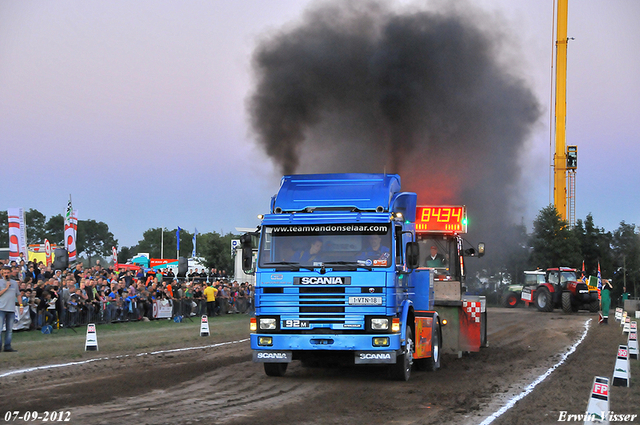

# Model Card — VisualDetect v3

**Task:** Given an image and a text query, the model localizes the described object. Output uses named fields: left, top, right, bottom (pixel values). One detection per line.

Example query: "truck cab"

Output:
left=244, top=174, right=485, bottom=380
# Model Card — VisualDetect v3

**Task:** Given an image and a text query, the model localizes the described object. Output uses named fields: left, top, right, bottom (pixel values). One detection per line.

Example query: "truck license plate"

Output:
left=348, top=296, right=383, bottom=305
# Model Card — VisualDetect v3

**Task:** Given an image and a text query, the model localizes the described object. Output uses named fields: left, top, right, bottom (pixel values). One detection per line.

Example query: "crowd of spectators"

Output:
left=0, top=257, right=254, bottom=332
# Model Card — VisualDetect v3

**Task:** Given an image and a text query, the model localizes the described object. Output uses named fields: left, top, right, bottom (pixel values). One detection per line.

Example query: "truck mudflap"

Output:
left=253, top=351, right=293, bottom=363
left=460, top=299, right=484, bottom=351
left=354, top=351, right=397, bottom=364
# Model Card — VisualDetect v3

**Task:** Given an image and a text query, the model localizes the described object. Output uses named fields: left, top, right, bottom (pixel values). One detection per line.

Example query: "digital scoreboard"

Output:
left=415, top=205, right=467, bottom=233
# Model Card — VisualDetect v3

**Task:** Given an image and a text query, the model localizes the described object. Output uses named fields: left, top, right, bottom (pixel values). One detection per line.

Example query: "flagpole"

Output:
left=161, top=229, right=164, bottom=259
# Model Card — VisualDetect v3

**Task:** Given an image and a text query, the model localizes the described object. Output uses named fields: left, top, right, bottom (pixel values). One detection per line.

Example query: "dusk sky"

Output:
left=1, top=0, right=638, bottom=248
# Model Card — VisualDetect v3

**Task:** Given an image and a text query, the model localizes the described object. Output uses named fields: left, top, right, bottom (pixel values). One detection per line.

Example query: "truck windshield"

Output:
left=259, top=224, right=392, bottom=269
left=560, top=271, right=577, bottom=283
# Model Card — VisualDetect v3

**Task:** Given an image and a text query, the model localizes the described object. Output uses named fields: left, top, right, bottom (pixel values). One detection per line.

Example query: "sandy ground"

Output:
left=0, top=308, right=637, bottom=425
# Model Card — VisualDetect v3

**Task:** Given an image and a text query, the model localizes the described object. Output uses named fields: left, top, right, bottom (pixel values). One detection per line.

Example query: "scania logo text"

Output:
left=294, top=277, right=351, bottom=285
left=359, top=353, right=391, bottom=360
left=257, top=352, right=288, bottom=359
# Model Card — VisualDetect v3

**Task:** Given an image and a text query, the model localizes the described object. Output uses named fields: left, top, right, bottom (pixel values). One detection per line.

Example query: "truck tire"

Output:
left=501, top=292, right=519, bottom=308
left=419, top=323, right=441, bottom=372
left=535, top=287, right=553, bottom=312
left=561, top=291, right=574, bottom=313
left=390, top=326, right=413, bottom=381
left=264, top=362, right=288, bottom=377
left=588, top=299, right=600, bottom=313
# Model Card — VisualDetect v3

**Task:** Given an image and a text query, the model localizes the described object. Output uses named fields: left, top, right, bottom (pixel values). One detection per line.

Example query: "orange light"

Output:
left=392, top=318, right=400, bottom=333
left=250, top=317, right=257, bottom=332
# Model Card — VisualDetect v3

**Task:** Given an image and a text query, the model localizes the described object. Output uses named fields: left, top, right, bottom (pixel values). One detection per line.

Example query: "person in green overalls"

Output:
left=622, top=287, right=630, bottom=303
left=600, top=279, right=613, bottom=324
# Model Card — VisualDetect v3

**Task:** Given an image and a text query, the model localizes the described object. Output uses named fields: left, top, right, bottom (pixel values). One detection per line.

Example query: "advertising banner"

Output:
left=8, top=208, right=28, bottom=261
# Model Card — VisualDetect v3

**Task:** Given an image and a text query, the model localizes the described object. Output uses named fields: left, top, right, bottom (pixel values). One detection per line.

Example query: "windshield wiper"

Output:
left=323, top=261, right=372, bottom=271
left=263, top=261, right=315, bottom=271
left=263, top=261, right=300, bottom=270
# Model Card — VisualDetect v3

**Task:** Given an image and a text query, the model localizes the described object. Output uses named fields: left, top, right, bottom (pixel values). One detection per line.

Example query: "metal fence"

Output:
left=24, top=295, right=254, bottom=332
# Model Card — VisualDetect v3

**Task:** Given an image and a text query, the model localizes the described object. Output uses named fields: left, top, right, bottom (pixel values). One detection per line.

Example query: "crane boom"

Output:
left=553, top=0, right=569, bottom=221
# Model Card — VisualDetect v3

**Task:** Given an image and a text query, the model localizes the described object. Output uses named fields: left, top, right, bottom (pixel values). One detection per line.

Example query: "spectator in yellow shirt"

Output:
left=203, top=282, right=218, bottom=317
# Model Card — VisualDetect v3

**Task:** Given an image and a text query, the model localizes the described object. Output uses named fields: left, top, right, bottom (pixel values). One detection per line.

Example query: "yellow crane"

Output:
left=553, top=0, right=578, bottom=225
left=553, top=0, right=569, bottom=222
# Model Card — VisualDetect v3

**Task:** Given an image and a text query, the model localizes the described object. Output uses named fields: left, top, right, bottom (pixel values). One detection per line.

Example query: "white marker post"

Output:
left=628, top=323, right=638, bottom=361
left=615, top=307, right=622, bottom=322
left=622, top=317, right=631, bottom=334
left=621, top=311, right=627, bottom=328
left=85, top=323, right=98, bottom=351
left=612, top=345, right=630, bottom=387
left=200, top=315, right=210, bottom=337
left=584, top=376, right=609, bottom=425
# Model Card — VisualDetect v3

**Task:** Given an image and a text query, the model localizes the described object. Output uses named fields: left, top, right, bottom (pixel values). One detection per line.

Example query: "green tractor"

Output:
left=501, top=270, right=546, bottom=308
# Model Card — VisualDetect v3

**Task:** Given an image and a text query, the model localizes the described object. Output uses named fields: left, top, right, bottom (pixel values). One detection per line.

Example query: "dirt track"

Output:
left=1, top=308, right=638, bottom=425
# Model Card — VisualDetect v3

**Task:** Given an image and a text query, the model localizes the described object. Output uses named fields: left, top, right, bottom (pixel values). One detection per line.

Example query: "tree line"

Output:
left=1, top=207, right=639, bottom=297
left=476, top=205, right=639, bottom=302
left=0, top=210, right=238, bottom=273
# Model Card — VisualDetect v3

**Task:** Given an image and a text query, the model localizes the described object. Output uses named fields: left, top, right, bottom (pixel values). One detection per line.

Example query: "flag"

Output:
left=112, top=246, right=118, bottom=270
left=192, top=228, right=198, bottom=258
left=596, top=262, right=602, bottom=300
left=64, top=206, right=78, bottom=262
left=581, top=260, right=586, bottom=284
left=176, top=227, right=181, bottom=253
left=65, top=197, right=73, bottom=223
left=45, top=239, right=52, bottom=267
left=8, top=208, right=28, bottom=261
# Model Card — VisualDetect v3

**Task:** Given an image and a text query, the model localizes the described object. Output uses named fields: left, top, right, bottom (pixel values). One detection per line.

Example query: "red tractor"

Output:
left=527, top=267, right=599, bottom=313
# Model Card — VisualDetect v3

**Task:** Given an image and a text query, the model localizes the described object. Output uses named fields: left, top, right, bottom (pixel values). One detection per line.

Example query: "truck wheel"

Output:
left=501, top=292, right=519, bottom=308
left=425, top=323, right=441, bottom=371
left=264, top=362, right=288, bottom=377
left=535, top=287, right=553, bottom=312
left=390, top=326, right=413, bottom=381
left=561, top=291, right=574, bottom=313
left=589, top=299, right=600, bottom=313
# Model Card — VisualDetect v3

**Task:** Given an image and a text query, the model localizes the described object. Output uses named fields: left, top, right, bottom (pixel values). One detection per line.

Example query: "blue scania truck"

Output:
left=242, top=173, right=486, bottom=380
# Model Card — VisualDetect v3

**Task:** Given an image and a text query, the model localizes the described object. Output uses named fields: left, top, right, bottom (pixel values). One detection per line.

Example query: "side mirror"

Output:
left=477, top=242, right=485, bottom=258
left=240, top=233, right=255, bottom=274
left=406, top=242, right=420, bottom=269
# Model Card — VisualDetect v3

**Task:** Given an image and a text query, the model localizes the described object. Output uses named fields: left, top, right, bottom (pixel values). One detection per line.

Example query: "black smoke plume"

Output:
left=249, top=1, right=542, bottom=271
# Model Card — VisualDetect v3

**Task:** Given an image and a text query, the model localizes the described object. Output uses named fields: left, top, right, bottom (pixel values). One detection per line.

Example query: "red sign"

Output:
left=592, top=382, right=609, bottom=397
left=416, top=205, right=467, bottom=233
left=630, top=332, right=637, bottom=341
left=150, top=259, right=178, bottom=267
left=618, top=348, right=628, bottom=359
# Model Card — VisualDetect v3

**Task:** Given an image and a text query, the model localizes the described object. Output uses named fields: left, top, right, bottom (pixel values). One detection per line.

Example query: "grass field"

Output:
left=3, top=314, right=251, bottom=368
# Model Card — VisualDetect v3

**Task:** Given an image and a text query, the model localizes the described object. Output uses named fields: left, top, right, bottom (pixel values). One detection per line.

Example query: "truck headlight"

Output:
left=259, top=318, right=277, bottom=330
left=371, top=318, right=389, bottom=330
